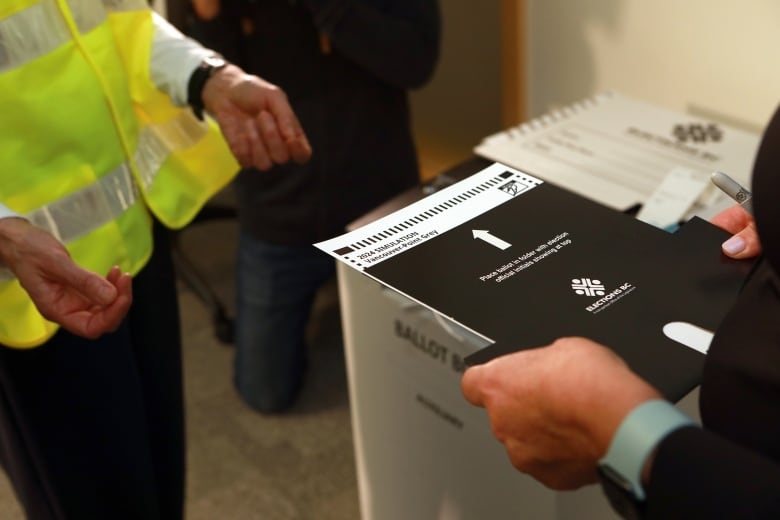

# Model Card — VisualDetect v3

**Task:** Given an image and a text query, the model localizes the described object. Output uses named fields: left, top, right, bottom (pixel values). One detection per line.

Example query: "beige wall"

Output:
left=410, top=1, right=504, bottom=179
left=414, top=1, right=780, bottom=180
left=524, top=0, right=780, bottom=131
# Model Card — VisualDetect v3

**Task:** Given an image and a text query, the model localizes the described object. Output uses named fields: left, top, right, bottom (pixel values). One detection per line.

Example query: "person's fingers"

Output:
left=721, top=224, right=762, bottom=259
left=259, top=91, right=311, bottom=163
left=288, top=132, right=313, bottom=164
left=56, top=313, right=97, bottom=338
left=52, top=259, right=117, bottom=306
left=218, top=112, right=252, bottom=167
left=461, top=365, right=487, bottom=407
left=244, top=117, right=273, bottom=171
left=710, top=204, right=752, bottom=235
left=106, top=265, right=121, bottom=285
left=257, top=110, right=290, bottom=165
left=82, top=272, right=133, bottom=338
left=99, top=272, right=133, bottom=333
left=261, top=88, right=299, bottom=139
left=711, top=205, right=762, bottom=259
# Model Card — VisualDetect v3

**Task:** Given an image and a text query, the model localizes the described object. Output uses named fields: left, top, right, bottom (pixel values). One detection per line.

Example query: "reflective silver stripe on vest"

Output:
left=68, top=0, right=107, bottom=32
left=1, top=108, right=207, bottom=280
left=134, top=110, right=210, bottom=189
left=0, top=0, right=106, bottom=73
left=6, top=111, right=206, bottom=249
left=0, top=162, right=140, bottom=282
left=27, top=162, right=139, bottom=244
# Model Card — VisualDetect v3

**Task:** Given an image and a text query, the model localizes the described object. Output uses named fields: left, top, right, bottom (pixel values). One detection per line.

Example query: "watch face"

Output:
left=203, top=55, right=227, bottom=70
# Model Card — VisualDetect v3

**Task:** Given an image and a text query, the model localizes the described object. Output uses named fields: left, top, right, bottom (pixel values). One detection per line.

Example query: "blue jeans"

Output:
left=234, top=233, right=336, bottom=412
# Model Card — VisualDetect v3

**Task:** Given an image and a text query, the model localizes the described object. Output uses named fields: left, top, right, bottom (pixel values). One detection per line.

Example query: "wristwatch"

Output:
left=597, top=463, right=645, bottom=520
left=187, top=54, right=228, bottom=120
left=597, top=399, right=696, bottom=520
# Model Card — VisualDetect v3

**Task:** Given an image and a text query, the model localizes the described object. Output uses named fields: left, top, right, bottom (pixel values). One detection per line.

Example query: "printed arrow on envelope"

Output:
left=472, top=229, right=512, bottom=250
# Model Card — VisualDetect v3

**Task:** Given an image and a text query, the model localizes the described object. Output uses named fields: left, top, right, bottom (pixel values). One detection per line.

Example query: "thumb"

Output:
left=461, top=365, right=487, bottom=407
left=55, top=261, right=117, bottom=305
left=721, top=225, right=762, bottom=259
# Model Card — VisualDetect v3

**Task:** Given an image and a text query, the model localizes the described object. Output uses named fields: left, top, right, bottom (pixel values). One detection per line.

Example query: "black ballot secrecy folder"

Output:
left=315, top=162, right=752, bottom=401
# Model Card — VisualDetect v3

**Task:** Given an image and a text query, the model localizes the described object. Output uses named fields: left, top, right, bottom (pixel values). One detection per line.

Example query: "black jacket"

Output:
left=645, top=104, right=780, bottom=518
left=188, top=0, right=441, bottom=244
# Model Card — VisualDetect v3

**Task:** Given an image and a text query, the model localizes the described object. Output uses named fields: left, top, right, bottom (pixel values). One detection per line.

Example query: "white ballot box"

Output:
left=338, top=262, right=555, bottom=519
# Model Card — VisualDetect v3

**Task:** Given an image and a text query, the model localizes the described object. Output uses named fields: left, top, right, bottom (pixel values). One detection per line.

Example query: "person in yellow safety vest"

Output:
left=0, top=2, right=310, bottom=519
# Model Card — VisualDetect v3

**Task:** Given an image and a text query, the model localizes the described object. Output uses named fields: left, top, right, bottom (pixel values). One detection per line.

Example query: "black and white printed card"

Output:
left=315, top=162, right=751, bottom=400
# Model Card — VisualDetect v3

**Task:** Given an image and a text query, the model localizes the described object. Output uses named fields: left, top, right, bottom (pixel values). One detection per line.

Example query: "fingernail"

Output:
left=722, top=236, right=746, bottom=255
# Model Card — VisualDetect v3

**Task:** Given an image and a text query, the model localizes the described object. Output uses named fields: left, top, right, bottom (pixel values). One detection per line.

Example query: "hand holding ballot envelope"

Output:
left=461, top=201, right=763, bottom=498
left=461, top=336, right=662, bottom=490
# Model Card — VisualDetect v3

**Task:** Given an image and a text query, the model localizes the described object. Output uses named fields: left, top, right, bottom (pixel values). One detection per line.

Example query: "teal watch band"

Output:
left=600, top=399, right=696, bottom=500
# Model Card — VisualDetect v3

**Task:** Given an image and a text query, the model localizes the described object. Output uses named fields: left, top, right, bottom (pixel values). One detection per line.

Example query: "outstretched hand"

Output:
left=710, top=204, right=761, bottom=259
left=202, top=65, right=312, bottom=171
left=0, top=218, right=132, bottom=339
left=461, top=337, right=661, bottom=490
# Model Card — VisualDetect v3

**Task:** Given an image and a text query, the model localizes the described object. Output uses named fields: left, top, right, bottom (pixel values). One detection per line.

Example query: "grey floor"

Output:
left=0, top=198, right=360, bottom=519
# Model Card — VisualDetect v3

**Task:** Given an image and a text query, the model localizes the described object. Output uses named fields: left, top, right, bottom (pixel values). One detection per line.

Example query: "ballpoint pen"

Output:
left=710, top=171, right=753, bottom=216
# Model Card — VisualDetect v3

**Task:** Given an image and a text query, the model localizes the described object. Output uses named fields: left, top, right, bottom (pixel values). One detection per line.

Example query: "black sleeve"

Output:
left=302, top=0, right=441, bottom=89
left=645, top=427, right=780, bottom=519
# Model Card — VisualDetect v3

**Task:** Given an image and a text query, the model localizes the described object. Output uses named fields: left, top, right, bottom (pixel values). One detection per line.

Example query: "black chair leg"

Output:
left=171, top=204, right=238, bottom=345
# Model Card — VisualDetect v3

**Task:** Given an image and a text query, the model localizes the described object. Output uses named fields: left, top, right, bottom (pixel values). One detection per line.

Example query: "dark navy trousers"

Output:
left=0, top=222, right=184, bottom=520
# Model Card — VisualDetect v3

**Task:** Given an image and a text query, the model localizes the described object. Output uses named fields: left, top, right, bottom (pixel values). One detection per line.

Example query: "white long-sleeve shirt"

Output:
left=150, top=13, right=213, bottom=107
left=0, top=13, right=213, bottom=220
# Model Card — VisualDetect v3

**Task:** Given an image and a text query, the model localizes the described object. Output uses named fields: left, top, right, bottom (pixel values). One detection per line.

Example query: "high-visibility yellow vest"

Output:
left=0, top=0, right=239, bottom=348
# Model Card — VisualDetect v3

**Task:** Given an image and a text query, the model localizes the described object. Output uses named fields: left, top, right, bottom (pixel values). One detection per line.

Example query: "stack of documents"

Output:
left=474, top=92, right=761, bottom=221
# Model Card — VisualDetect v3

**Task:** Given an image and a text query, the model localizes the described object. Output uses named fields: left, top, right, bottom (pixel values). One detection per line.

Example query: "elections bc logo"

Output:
left=672, top=122, right=723, bottom=144
left=571, top=278, right=605, bottom=296
left=571, top=276, right=637, bottom=314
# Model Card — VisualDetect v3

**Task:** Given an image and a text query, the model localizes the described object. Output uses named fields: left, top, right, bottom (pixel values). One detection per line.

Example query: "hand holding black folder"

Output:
left=461, top=335, right=662, bottom=489
left=317, top=162, right=752, bottom=401
left=367, top=181, right=751, bottom=401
